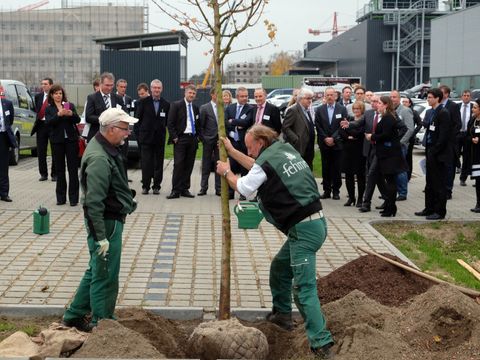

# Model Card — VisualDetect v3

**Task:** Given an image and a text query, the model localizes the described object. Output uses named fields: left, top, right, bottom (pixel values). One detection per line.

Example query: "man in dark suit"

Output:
left=415, top=88, right=455, bottom=220
left=0, top=91, right=16, bottom=202
left=166, top=84, right=199, bottom=199
left=198, top=88, right=220, bottom=196
left=116, top=79, right=133, bottom=176
left=252, top=88, right=281, bottom=134
left=32, top=77, right=56, bottom=181
left=315, top=87, right=348, bottom=199
left=85, top=72, right=124, bottom=142
left=440, top=85, right=461, bottom=199
left=136, top=79, right=170, bottom=195
left=338, top=86, right=353, bottom=107
left=458, top=90, right=473, bottom=186
left=282, top=88, right=316, bottom=169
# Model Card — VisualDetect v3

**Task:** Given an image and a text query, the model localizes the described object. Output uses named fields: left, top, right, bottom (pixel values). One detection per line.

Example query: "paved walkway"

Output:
left=0, top=149, right=478, bottom=311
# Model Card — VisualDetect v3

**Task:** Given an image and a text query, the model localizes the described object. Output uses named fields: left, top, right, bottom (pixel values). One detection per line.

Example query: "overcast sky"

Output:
left=5, top=0, right=370, bottom=76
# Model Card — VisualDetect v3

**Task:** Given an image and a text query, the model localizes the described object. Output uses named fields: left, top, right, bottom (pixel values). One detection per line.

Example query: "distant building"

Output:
left=225, top=62, right=270, bottom=84
left=0, top=1, right=146, bottom=86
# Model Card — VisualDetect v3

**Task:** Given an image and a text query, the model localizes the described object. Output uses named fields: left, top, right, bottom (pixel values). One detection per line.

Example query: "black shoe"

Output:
left=414, top=209, right=431, bottom=216
left=70, top=202, right=78, bottom=207
left=356, top=200, right=363, bottom=208
left=228, top=193, right=234, bottom=200
left=426, top=213, right=445, bottom=220
left=215, top=190, right=221, bottom=196
left=128, top=179, right=133, bottom=183
left=239, top=195, right=246, bottom=201
left=62, top=318, right=94, bottom=333
left=359, top=204, right=371, bottom=212
left=320, top=193, right=331, bottom=199
left=56, top=201, right=66, bottom=205
left=39, top=176, right=48, bottom=181
left=266, top=311, right=293, bottom=331
left=471, top=206, right=480, bottom=213
left=381, top=210, right=397, bottom=217
left=396, top=195, right=407, bottom=201
left=460, top=181, right=467, bottom=186
left=51, top=176, right=57, bottom=182
left=447, top=192, right=452, bottom=200
left=152, top=188, right=160, bottom=195
left=1, top=196, right=12, bottom=202
left=375, top=201, right=386, bottom=210
left=311, top=342, right=335, bottom=359
left=181, top=190, right=195, bottom=198
left=344, top=198, right=355, bottom=206
left=197, top=189, right=207, bottom=196
left=142, top=188, right=149, bottom=195
left=332, top=194, right=340, bottom=200
left=166, top=192, right=180, bottom=199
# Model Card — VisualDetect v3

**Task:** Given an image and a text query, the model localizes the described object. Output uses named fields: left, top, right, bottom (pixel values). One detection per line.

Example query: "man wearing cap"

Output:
left=216, top=125, right=334, bottom=359
left=63, top=108, right=138, bottom=332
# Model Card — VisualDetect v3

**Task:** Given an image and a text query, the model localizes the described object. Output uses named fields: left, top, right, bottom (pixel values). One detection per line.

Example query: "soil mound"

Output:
left=72, top=319, right=165, bottom=358
left=317, top=254, right=434, bottom=306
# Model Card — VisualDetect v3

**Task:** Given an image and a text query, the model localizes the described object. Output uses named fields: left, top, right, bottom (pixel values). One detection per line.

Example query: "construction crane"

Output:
left=308, top=12, right=352, bottom=38
left=17, top=0, right=49, bottom=11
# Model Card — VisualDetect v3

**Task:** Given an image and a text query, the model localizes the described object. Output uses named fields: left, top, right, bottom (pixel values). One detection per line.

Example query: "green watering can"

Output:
left=33, top=206, right=50, bottom=235
left=234, top=201, right=264, bottom=229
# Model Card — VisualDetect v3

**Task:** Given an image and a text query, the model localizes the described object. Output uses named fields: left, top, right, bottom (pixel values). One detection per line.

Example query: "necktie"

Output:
left=328, top=105, right=334, bottom=125
left=256, top=105, right=263, bottom=124
left=0, top=102, right=4, bottom=132
left=103, top=95, right=110, bottom=109
left=38, top=98, right=48, bottom=120
left=154, top=99, right=160, bottom=115
left=371, top=112, right=379, bottom=144
left=234, top=105, right=242, bottom=141
left=236, top=105, right=242, bottom=119
left=188, top=103, right=196, bottom=135
left=462, top=104, right=467, bottom=131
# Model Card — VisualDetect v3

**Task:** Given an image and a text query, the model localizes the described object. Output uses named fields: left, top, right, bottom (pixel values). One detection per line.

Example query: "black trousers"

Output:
left=425, top=153, right=448, bottom=217
left=52, top=141, right=79, bottom=204
left=320, top=147, right=342, bottom=195
left=407, top=142, right=414, bottom=180
left=141, top=140, right=166, bottom=191
left=459, top=133, right=471, bottom=182
left=36, top=122, right=56, bottom=177
left=171, top=134, right=197, bottom=194
left=200, top=138, right=220, bottom=193
left=362, top=151, right=386, bottom=205
left=383, top=174, right=397, bottom=213
left=345, top=168, right=366, bottom=203
left=475, top=178, right=480, bottom=206
left=0, top=133, right=10, bottom=197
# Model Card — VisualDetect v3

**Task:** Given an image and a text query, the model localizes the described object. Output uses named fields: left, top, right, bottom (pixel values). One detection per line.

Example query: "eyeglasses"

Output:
left=113, top=126, right=129, bottom=132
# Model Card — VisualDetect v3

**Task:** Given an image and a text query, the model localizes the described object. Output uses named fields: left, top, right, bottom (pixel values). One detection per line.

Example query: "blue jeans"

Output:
left=396, top=144, right=408, bottom=197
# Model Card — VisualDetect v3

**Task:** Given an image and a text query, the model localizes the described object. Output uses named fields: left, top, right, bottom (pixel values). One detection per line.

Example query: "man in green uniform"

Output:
left=216, top=125, right=334, bottom=359
left=63, top=108, right=138, bottom=332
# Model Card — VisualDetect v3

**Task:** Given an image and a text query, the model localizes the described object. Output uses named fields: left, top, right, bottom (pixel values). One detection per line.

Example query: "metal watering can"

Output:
left=234, top=201, right=264, bottom=229
left=33, top=206, right=50, bottom=235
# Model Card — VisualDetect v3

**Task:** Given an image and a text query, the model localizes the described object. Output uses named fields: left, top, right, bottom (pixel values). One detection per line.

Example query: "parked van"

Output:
left=0, top=80, right=37, bottom=165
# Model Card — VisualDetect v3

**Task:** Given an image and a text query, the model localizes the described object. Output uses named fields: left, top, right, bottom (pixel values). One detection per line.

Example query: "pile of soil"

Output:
left=317, top=254, right=434, bottom=306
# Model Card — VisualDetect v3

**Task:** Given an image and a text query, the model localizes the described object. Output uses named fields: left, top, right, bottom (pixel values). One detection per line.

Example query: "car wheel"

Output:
left=9, top=136, right=20, bottom=166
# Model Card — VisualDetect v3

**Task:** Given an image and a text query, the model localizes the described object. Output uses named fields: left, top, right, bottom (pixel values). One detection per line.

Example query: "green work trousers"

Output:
left=269, top=217, right=333, bottom=348
left=64, top=219, right=123, bottom=325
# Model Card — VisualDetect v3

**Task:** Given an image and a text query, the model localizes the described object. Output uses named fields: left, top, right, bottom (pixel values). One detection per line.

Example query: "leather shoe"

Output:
left=62, top=318, right=94, bottom=333
left=396, top=195, right=407, bottom=201
left=142, top=188, right=149, bottom=195
left=152, top=188, right=160, bottom=195
left=1, top=196, right=12, bottom=202
left=311, top=342, right=335, bottom=359
left=215, top=191, right=221, bottom=196
left=447, top=192, right=452, bottom=200
left=359, top=205, right=370, bottom=212
left=39, top=176, right=48, bottom=181
left=181, top=190, right=195, bottom=198
left=471, top=206, right=480, bottom=213
left=426, top=213, right=445, bottom=220
left=375, top=202, right=386, bottom=210
left=56, top=201, right=66, bottom=205
left=197, top=189, right=207, bottom=196
left=51, top=176, right=57, bottom=182
left=460, top=180, right=467, bottom=186
left=414, top=209, right=431, bottom=216
left=239, top=195, right=246, bottom=201
left=320, top=193, right=331, bottom=199
left=332, top=194, right=340, bottom=200
left=266, top=310, right=293, bottom=331
left=70, top=202, right=78, bottom=207
left=166, top=192, right=180, bottom=199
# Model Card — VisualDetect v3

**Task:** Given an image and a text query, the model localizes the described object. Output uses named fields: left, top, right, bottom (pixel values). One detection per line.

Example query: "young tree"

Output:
left=151, top=0, right=275, bottom=319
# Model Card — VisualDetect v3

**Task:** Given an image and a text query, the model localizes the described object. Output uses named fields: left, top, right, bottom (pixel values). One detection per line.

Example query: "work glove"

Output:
left=97, top=239, right=109, bottom=257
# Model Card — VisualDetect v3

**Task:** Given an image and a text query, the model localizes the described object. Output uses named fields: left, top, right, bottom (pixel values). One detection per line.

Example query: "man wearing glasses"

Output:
left=62, top=108, right=138, bottom=332
left=282, top=88, right=316, bottom=170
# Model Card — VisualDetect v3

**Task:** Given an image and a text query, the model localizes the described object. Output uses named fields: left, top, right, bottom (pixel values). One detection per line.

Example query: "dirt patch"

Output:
left=317, top=254, right=434, bottom=306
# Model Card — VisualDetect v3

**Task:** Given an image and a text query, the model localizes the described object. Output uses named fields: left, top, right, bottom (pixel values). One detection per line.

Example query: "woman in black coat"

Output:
left=45, top=84, right=80, bottom=206
left=467, top=99, right=480, bottom=212
left=366, top=96, right=407, bottom=217
left=340, top=101, right=366, bottom=207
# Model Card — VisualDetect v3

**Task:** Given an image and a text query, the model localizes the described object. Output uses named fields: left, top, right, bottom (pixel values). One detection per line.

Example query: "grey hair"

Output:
left=150, top=79, right=163, bottom=87
left=297, top=88, right=314, bottom=101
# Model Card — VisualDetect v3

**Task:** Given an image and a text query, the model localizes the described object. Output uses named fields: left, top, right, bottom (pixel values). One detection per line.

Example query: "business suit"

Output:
left=198, top=101, right=220, bottom=194
left=167, top=98, right=199, bottom=195
left=315, top=102, right=348, bottom=196
left=282, top=103, right=315, bottom=169
left=45, top=103, right=80, bottom=205
left=252, top=102, right=281, bottom=134
left=443, top=99, right=461, bottom=196
left=225, top=102, right=253, bottom=176
left=85, top=91, right=124, bottom=142
left=459, top=102, right=473, bottom=182
left=32, top=92, right=56, bottom=179
left=423, top=106, right=455, bottom=217
left=136, top=96, right=170, bottom=192
left=0, top=99, right=15, bottom=200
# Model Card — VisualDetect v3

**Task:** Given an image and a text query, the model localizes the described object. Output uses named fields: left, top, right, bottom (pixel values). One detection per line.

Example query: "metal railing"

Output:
left=357, top=0, right=438, bottom=21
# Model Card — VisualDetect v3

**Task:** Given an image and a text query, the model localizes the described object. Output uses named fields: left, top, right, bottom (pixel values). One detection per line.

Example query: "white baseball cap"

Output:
left=99, top=108, right=138, bottom=126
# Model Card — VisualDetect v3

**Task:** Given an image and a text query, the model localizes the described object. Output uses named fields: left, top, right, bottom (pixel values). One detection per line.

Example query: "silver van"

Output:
left=0, top=80, right=37, bottom=165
